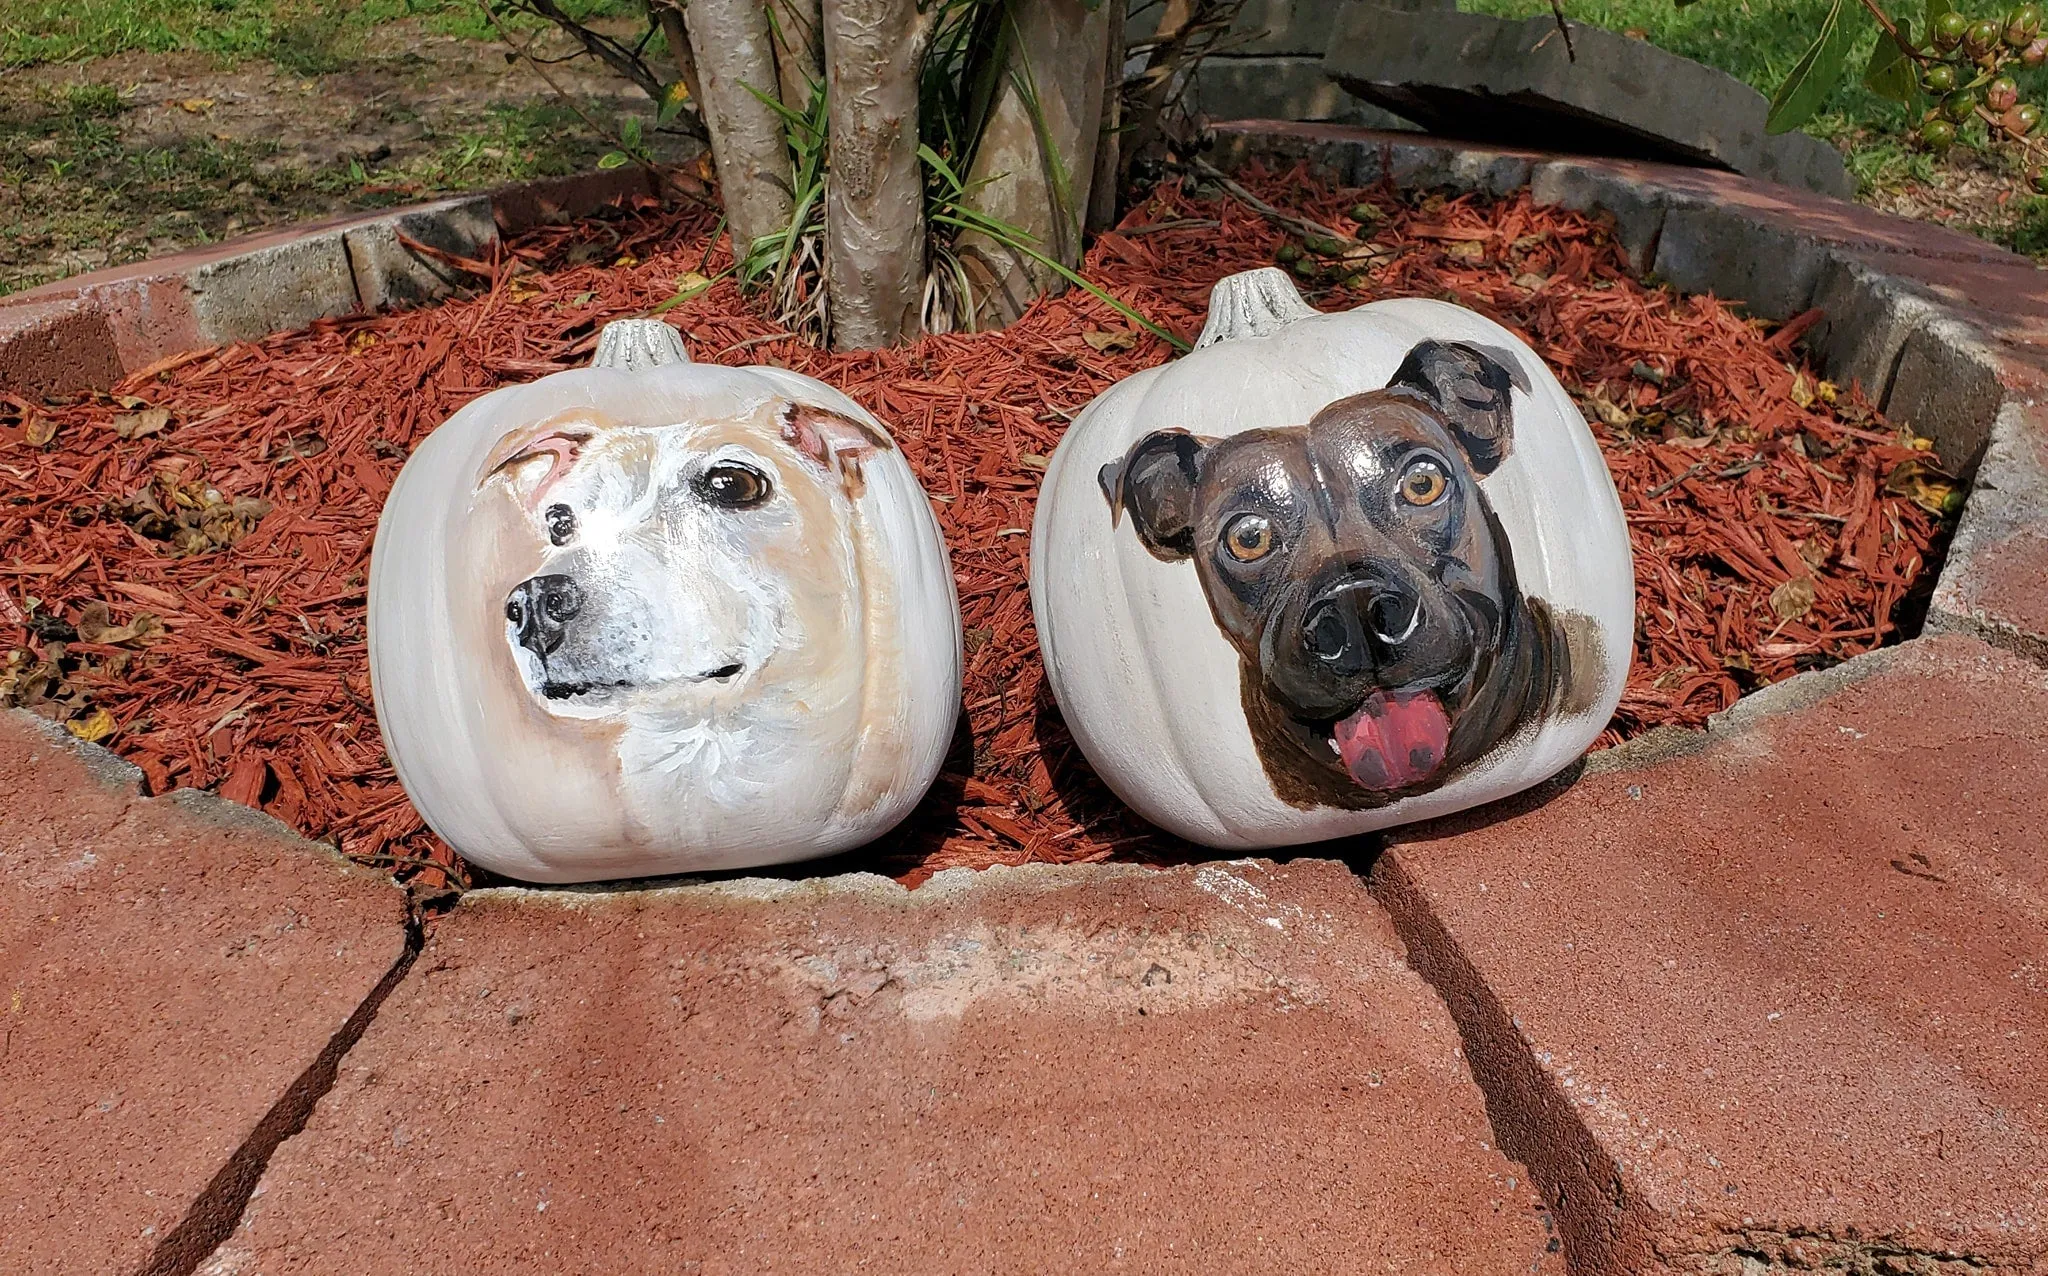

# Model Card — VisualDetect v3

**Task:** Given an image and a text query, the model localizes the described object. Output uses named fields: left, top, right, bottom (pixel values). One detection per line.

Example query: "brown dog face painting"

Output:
left=1098, top=339, right=1601, bottom=811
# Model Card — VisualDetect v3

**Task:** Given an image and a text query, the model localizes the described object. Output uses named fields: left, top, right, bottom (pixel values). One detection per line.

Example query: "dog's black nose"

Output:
left=505, top=574, right=583, bottom=657
left=1303, top=584, right=1419, bottom=673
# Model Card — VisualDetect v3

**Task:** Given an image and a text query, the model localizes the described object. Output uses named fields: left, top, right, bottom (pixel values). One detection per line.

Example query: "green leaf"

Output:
left=620, top=116, right=644, bottom=150
left=657, top=79, right=690, bottom=127
left=1926, top=0, right=1954, bottom=29
left=1766, top=0, right=1864, bottom=135
left=1864, top=20, right=1919, bottom=103
left=597, top=150, right=631, bottom=170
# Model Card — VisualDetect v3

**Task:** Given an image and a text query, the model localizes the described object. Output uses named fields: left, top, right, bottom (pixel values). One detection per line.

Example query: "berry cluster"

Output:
left=1912, top=3, right=2048, bottom=184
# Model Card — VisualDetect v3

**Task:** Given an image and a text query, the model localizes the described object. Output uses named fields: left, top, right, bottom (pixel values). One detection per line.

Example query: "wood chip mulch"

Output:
left=0, top=163, right=1953, bottom=891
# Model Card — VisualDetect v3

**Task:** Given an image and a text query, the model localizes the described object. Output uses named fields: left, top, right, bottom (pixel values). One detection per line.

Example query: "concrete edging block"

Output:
left=189, top=230, right=362, bottom=345
left=343, top=195, right=498, bottom=312
left=1649, top=199, right=1831, bottom=321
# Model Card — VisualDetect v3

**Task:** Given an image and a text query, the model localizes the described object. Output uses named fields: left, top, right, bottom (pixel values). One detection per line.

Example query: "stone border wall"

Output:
left=0, top=165, right=659, bottom=399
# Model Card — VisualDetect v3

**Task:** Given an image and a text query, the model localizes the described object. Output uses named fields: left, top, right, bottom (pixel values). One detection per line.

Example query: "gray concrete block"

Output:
left=1753, top=130, right=1853, bottom=200
left=1325, top=7, right=1844, bottom=196
left=1805, top=250, right=1943, bottom=406
left=1196, top=55, right=1357, bottom=122
left=1225, top=0, right=1452, bottom=57
left=189, top=231, right=360, bottom=344
left=1527, top=160, right=1668, bottom=275
left=343, top=195, right=498, bottom=312
left=1929, top=399, right=2048, bottom=660
left=1651, top=201, right=1829, bottom=321
left=1884, top=315, right=2005, bottom=472
left=1355, top=138, right=1533, bottom=196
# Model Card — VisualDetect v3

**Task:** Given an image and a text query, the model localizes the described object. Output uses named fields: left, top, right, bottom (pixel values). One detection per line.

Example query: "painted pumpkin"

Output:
left=369, top=320, right=962, bottom=882
left=1030, top=269, right=1632, bottom=849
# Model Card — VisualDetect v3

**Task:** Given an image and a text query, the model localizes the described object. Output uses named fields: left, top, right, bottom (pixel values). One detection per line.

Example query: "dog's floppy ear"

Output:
left=783, top=402, right=894, bottom=498
left=1099, top=429, right=1206, bottom=561
left=478, top=410, right=601, bottom=502
left=1386, top=340, right=1530, bottom=476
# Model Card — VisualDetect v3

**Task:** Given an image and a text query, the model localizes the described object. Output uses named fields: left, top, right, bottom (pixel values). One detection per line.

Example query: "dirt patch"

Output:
left=0, top=20, right=697, bottom=294
left=0, top=167, right=1952, bottom=894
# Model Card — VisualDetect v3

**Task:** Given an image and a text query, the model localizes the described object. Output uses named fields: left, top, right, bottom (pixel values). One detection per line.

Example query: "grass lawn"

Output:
left=0, top=0, right=637, bottom=68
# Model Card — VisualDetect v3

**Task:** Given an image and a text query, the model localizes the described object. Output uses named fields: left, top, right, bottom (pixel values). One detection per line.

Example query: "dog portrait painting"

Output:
left=1098, top=339, right=1606, bottom=811
left=369, top=358, right=960, bottom=882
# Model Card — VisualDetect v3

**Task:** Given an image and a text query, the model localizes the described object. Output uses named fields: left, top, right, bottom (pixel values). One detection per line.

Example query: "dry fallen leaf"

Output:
left=1582, top=390, right=1631, bottom=429
left=110, top=408, right=171, bottom=440
left=1769, top=576, right=1816, bottom=622
left=1512, top=272, right=1550, bottom=291
left=1444, top=240, right=1485, bottom=263
left=1083, top=329, right=1138, bottom=353
left=1885, top=458, right=1963, bottom=516
left=24, top=414, right=57, bottom=446
left=1789, top=372, right=1815, bottom=409
left=76, top=601, right=165, bottom=647
left=66, top=708, right=116, bottom=743
left=178, top=97, right=215, bottom=113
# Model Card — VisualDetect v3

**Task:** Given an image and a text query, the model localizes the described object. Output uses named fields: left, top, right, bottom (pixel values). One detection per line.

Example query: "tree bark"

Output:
left=1087, top=0, right=1128, bottom=233
left=655, top=4, right=703, bottom=110
left=684, top=0, right=796, bottom=257
left=770, top=0, right=826, bottom=111
left=956, top=0, right=1113, bottom=328
left=822, top=0, right=935, bottom=349
left=1119, top=0, right=1196, bottom=186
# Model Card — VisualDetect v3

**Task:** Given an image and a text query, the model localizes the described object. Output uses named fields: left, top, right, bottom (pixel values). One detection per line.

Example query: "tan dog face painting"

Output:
left=369, top=322, right=962, bottom=883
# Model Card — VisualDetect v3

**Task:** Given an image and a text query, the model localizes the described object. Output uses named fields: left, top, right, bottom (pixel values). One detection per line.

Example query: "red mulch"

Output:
left=0, top=163, right=1952, bottom=892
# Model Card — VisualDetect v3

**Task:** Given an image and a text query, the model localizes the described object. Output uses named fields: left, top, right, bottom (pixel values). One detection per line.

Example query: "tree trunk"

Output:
left=684, top=0, right=796, bottom=257
left=1087, top=0, right=1128, bottom=233
left=655, top=4, right=703, bottom=109
left=822, top=0, right=935, bottom=349
left=956, top=0, right=1113, bottom=328
left=1120, top=0, right=1195, bottom=186
left=770, top=0, right=826, bottom=111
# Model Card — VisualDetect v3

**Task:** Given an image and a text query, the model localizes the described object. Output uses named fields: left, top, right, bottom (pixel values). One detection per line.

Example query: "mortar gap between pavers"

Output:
left=137, top=923, right=423, bottom=1276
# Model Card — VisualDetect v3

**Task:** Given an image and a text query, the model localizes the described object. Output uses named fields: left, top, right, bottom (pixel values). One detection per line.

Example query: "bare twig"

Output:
left=1185, top=156, right=1360, bottom=248
left=1548, top=0, right=1577, bottom=61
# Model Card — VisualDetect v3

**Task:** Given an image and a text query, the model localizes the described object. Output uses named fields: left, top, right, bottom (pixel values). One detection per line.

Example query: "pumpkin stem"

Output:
left=1194, top=267, right=1319, bottom=349
left=592, top=320, right=693, bottom=370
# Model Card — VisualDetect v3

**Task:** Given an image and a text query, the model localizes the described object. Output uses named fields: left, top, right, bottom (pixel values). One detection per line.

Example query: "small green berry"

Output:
left=1944, top=89, right=1981, bottom=121
left=1989, top=76, right=2021, bottom=112
left=2009, top=102, right=2042, bottom=134
left=1275, top=242, right=1303, bottom=263
left=1921, top=118, right=1959, bottom=150
left=1935, top=10, right=1971, bottom=48
left=1922, top=63, right=1959, bottom=94
left=1967, top=17, right=2002, bottom=54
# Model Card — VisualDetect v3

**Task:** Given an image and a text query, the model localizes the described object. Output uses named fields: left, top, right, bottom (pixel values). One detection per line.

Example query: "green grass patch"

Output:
left=0, top=0, right=641, bottom=69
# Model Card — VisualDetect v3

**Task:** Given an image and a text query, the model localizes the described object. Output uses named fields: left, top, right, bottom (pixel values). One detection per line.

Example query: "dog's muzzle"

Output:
left=506, top=573, right=584, bottom=658
left=1301, top=579, right=1422, bottom=676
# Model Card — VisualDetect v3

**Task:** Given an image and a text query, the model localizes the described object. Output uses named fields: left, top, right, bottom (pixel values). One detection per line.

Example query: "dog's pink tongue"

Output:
left=1333, top=691, right=1450, bottom=790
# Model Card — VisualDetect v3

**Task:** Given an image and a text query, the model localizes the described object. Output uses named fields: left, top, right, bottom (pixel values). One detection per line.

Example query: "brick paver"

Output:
left=1375, top=635, right=2048, bottom=1274
left=203, top=860, right=1559, bottom=1274
left=0, top=713, right=410, bottom=1276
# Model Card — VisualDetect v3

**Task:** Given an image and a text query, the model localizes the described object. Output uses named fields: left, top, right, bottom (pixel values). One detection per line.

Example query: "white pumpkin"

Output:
left=369, top=320, right=962, bottom=882
left=1029, top=269, right=1633, bottom=849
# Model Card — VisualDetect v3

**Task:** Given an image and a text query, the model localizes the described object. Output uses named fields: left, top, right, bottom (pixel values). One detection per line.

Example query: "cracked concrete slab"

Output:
left=202, top=860, right=1561, bottom=1273
left=1374, top=635, right=2048, bottom=1274
left=0, top=711, right=411, bottom=1276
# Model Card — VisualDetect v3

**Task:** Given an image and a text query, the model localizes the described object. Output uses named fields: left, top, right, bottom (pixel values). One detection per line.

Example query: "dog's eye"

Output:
left=1398, top=458, right=1449, bottom=507
left=1222, top=513, right=1276, bottom=563
left=545, top=504, right=576, bottom=546
left=696, top=462, right=772, bottom=509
